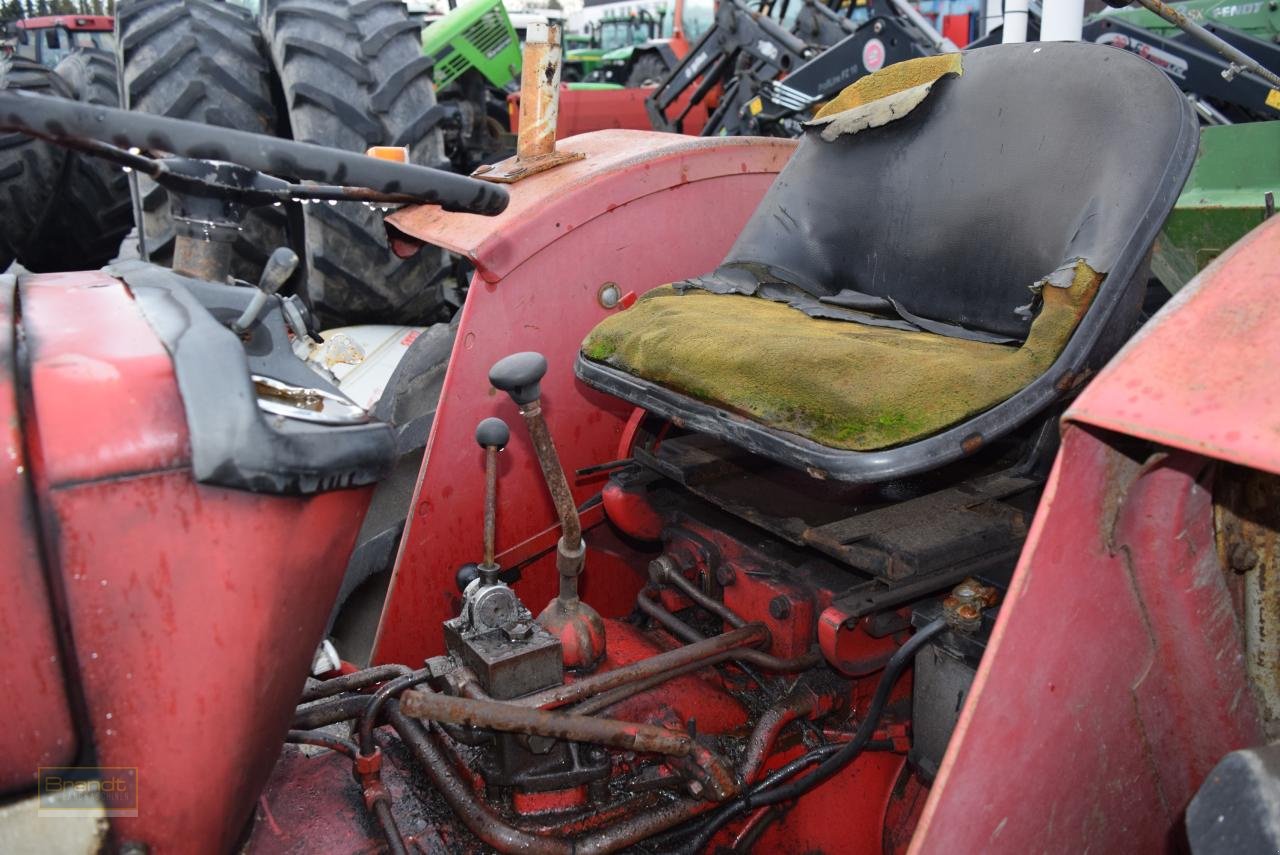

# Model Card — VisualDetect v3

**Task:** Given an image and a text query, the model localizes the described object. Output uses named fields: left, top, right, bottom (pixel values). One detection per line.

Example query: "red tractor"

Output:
left=7, top=15, right=113, bottom=68
left=0, top=34, right=1274, bottom=855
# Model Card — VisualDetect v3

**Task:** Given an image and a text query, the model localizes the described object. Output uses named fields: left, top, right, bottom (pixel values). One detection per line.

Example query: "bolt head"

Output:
left=768, top=596, right=792, bottom=620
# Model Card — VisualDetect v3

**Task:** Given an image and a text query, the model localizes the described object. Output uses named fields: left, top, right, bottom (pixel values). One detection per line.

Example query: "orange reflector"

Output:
left=366, top=146, right=409, bottom=163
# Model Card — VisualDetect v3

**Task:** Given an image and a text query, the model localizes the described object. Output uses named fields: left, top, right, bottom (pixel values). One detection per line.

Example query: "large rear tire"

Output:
left=0, top=57, right=72, bottom=270
left=115, top=0, right=288, bottom=281
left=19, top=49, right=135, bottom=272
left=263, top=0, right=450, bottom=325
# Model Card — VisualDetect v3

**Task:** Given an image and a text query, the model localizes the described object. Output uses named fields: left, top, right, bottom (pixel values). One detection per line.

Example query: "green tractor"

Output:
left=564, top=10, right=666, bottom=83
left=419, top=0, right=525, bottom=172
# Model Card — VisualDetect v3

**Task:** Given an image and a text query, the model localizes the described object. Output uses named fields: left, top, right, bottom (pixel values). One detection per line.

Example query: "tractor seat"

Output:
left=576, top=43, right=1197, bottom=482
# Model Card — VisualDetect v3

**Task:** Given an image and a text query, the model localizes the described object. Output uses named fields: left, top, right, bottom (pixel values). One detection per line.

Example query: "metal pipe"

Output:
left=387, top=705, right=716, bottom=855
left=285, top=729, right=360, bottom=758
left=1133, top=0, right=1280, bottom=89
left=649, top=556, right=745, bottom=628
left=516, top=22, right=563, bottom=161
left=636, top=590, right=821, bottom=672
left=372, top=798, right=409, bottom=855
left=1039, top=0, right=1082, bottom=41
left=738, top=689, right=837, bottom=784
left=300, top=664, right=412, bottom=703
left=400, top=688, right=696, bottom=757
left=293, top=694, right=374, bottom=729
left=359, top=671, right=431, bottom=755
left=570, top=651, right=738, bottom=716
left=1002, top=0, right=1029, bottom=42
left=512, top=622, right=771, bottom=709
left=483, top=444, right=498, bottom=567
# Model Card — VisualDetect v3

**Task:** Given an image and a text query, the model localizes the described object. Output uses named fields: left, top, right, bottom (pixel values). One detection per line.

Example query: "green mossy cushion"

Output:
left=582, top=262, right=1100, bottom=451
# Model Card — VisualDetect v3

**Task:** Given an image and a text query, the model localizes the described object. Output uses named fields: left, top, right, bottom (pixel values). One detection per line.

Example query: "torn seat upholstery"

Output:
left=577, top=43, right=1199, bottom=482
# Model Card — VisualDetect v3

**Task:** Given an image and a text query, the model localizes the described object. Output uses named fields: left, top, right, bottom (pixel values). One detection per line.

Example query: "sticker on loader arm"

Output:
left=1267, top=88, right=1280, bottom=111
left=862, top=39, right=886, bottom=73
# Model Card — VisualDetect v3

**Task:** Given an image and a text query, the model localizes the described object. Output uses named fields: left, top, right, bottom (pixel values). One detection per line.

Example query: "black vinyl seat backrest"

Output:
left=576, top=42, right=1199, bottom=482
left=712, top=42, right=1195, bottom=342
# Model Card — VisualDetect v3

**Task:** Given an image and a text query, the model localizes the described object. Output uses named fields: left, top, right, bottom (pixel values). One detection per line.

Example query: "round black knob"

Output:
left=489, top=352, right=548, bottom=406
left=475, top=417, right=510, bottom=450
left=456, top=562, right=480, bottom=592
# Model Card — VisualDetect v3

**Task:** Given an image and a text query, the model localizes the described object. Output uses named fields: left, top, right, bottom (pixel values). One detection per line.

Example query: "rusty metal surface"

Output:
left=373, top=138, right=790, bottom=668
left=913, top=428, right=1262, bottom=853
left=1068, top=216, right=1280, bottom=477
left=0, top=274, right=76, bottom=795
left=1215, top=465, right=1280, bottom=739
left=385, top=131, right=795, bottom=282
left=171, top=235, right=232, bottom=281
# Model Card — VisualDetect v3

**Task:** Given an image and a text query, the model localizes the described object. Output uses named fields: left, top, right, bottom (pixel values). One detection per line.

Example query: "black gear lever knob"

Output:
left=489, top=352, right=548, bottom=406
left=475, top=417, right=510, bottom=450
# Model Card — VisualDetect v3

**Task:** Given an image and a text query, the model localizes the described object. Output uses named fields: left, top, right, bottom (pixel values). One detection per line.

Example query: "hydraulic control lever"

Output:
left=489, top=352, right=605, bottom=669
left=475, top=416, right=510, bottom=584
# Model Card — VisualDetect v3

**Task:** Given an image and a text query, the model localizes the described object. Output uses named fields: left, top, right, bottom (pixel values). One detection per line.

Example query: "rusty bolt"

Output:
left=715, top=565, right=737, bottom=587
left=768, top=596, right=792, bottom=620
left=1229, top=541, right=1260, bottom=573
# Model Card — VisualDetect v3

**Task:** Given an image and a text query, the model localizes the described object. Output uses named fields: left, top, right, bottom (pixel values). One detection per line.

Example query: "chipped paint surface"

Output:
left=807, top=53, right=963, bottom=140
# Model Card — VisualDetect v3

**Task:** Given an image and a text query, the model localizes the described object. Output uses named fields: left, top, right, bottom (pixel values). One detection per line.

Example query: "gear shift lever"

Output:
left=475, top=417, right=510, bottom=586
left=490, top=352, right=605, bottom=669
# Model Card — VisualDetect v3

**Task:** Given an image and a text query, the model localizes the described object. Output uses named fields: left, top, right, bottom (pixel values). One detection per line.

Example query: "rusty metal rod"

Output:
left=483, top=444, right=498, bottom=566
left=570, top=651, right=738, bottom=716
left=515, top=22, right=563, bottom=161
left=387, top=705, right=715, bottom=855
left=522, top=400, right=582, bottom=548
left=512, top=622, right=771, bottom=709
left=400, top=688, right=694, bottom=756
left=636, top=590, right=822, bottom=672
left=649, top=556, right=745, bottom=628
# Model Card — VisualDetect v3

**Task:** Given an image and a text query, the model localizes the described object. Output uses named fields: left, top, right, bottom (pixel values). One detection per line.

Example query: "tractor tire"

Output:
left=115, top=0, right=288, bottom=281
left=18, top=49, right=134, bottom=272
left=262, top=0, right=450, bottom=326
left=328, top=320, right=456, bottom=663
left=0, top=56, right=72, bottom=271
left=626, top=51, right=670, bottom=88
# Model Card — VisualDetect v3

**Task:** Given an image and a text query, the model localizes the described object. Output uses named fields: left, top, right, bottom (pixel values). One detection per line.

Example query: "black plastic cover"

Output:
left=116, top=261, right=395, bottom=495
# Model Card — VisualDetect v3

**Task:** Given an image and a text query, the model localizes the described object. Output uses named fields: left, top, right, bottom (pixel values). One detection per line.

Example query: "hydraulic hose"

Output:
left=682, top=618, right=949, bottom=852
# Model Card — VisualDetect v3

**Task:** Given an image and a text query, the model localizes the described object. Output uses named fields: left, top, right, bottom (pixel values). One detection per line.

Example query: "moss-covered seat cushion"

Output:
left=581, top=262, right=1101, bottom=451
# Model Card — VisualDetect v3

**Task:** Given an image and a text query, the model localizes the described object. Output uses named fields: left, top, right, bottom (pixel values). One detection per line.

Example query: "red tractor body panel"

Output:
left=1069, top=216, right=1280, bottom=477
left=376, top=130, right=795, bottom=666
left=17, top=15, right=114, bottom=31
left=17, top=272, right=376, bottom=853
left=0, top=275, right=76, bottom=795
left=912, top=219, right=1280, bottom=852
